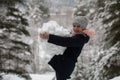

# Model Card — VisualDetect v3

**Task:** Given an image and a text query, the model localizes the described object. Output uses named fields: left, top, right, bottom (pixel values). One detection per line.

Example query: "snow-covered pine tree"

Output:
left=83, top=0, right=120, bottom=80
left=0, top=0, right=32, bottom=80
left=28, top=0, right=50, bottom=73
left=74, top=0, right=96, bottom=18
left=72, top=0, right=120, bottom=80
left=103, top=0, right=120, bottom=49
left=93, top=0, right=120, bottom=79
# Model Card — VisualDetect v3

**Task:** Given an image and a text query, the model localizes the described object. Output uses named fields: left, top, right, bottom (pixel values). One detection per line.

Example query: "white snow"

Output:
left=38, top=21, right=70, bottom=36
left=0, top=29, right=3, bottom=33
left=2, top=74, right=26, bottom=80
left=110, top=76, right=120, bottom=80
left=89, top=8, right=95, bottom=13
left=38, top=21, right=71, bottom=63
left=30, top=72, right=55, bottom=80
left=1, top=73, right=55, bottom=80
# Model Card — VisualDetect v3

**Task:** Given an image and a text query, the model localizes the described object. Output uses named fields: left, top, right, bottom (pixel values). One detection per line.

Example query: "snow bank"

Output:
left=30, top=72, right=55, bottom=80
left=110, top=76, right=120, bottom=80
left=1, top=73, right=55, bottom=80
left=1, top=73, right=25, bottom=80
left=38, top=21, right=71, bottom=61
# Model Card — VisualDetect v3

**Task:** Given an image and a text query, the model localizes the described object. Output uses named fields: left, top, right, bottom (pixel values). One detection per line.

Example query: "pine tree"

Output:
left=73, top=0, right=120, bottom=80
left=0, top=0, right=32, bottom=80
left=28, top=0, right=50, bottom=73
left=103, top=0, right=120, bottom=49
left=88, top=0, right=120, bottom=80
left=74, top=0, right=96, bottom=19
left=98, top=0, right=120, bottom=79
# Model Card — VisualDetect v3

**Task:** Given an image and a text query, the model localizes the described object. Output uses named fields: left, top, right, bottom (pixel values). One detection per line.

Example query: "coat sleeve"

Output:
left=48, top=34, right=86, bottom=47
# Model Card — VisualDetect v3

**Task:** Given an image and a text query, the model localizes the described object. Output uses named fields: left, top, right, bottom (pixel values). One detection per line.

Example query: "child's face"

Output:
left=73, top=24, right=83, bottom=33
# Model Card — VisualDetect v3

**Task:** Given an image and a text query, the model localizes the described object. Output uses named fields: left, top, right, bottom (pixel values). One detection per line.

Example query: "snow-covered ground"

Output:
left=1, top=72, right=55, bottom=80
left=110, top=76, right=120, bottom=80
left=30, top=72, right=55, bottom=80
left=1, top=74, right=26, bottom=80
left=2, top=72, right=120, bottom=80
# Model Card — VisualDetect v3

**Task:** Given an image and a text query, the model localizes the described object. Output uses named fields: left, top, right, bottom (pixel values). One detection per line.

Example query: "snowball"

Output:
left=38, top=20, right=71, bottom=61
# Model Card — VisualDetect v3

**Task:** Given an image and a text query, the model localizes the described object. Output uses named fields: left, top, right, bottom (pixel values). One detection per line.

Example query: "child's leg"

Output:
left=56, top=72, right=66, bottom=80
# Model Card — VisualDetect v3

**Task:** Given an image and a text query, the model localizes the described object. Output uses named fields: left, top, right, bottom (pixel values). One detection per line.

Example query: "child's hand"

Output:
left=40, top=32, right=49, bottom=40
left=83, top=29, right=94, bottom=37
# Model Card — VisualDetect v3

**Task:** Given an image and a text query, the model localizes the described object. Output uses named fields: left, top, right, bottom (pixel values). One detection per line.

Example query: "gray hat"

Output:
left=73, top=16, right=88, bottom=29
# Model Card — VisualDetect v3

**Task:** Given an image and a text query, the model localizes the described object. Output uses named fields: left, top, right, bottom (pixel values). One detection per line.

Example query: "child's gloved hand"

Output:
left=40, top=32, right=49, bottom=40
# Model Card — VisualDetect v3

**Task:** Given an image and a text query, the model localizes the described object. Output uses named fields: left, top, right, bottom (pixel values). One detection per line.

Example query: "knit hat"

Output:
left=73, top=16, right=88, bottom=29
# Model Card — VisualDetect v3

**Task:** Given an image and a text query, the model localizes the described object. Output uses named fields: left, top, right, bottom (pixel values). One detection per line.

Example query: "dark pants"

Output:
left=55, top=59, right=75, bottom=80
left=48, top=55, right=75, bottom=80
left=56, top=72, right=67, bottom=80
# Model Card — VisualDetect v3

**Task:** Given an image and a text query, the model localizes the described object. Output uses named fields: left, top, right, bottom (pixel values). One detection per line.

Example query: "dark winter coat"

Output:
left=48, top=33, right=90, bottom=79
